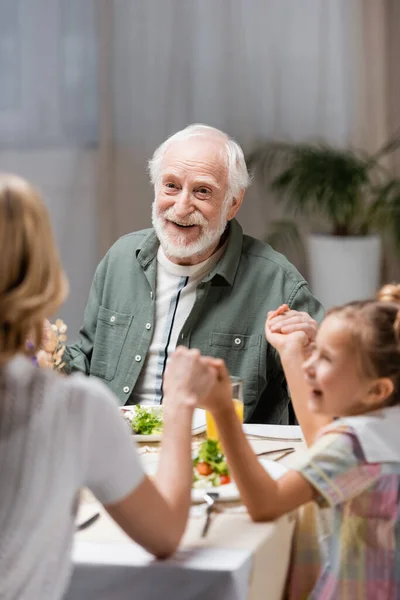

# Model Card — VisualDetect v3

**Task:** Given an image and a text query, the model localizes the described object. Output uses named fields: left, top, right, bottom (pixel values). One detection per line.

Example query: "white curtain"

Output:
left=0, top=0, right=99, bottom=336
left=0, top=0, right=98, bottom=146
left=106, top=0, right=354, bottom=255
left=1, top=0, right=379, bottom=334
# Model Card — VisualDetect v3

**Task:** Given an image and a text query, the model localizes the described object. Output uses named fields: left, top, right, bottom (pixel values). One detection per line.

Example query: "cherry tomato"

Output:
left=219, top=474, right=231, bottom=485
left=196, top=462, right=213, bottom=476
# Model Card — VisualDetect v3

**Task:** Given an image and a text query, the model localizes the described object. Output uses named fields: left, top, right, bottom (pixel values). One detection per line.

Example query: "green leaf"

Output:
left=247, top=137, right=400, bottom=247
left=194, top=440, right=229, bottom=474
left=131, top=406, right=163, bottom=435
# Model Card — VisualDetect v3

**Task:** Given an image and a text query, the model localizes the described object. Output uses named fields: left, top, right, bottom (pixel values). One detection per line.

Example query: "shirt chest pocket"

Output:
left=91, top=306, right=133, bottom=381
left=209, top=332, right=262, bottom=407
left=210, top=332, right=261, bottom=351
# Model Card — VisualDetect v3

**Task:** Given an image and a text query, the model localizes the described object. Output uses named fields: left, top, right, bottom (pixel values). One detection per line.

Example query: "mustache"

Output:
left=161, top=207, right=208, bottom=227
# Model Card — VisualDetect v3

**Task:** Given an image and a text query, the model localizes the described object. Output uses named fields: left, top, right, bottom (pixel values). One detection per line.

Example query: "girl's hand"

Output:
left=163, top=347, right=218, bottom=408
left=196, top=357, right=233, bottom=416
left=265, top=304, right=316, bottom=357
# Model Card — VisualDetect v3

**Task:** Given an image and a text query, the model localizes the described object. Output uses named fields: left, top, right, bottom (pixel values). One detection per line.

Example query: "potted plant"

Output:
left=247, top=137, right=400, bottom=308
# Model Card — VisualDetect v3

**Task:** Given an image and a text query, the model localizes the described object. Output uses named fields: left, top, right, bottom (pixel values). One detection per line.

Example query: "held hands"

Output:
left=265, top=304, right=317, bottom=358
left=163, top=347, right=233, bottom=416
left=195, top=356, right=233, bottom=416
left=163, top=347, right=219, bottom=409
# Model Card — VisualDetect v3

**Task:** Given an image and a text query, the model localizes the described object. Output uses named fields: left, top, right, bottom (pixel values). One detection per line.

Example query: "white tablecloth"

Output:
left=66, top=540, right=252, bottom=600
left=65, top=428, right=303, bottom=600
left=66, top=508, right=294, bottom=600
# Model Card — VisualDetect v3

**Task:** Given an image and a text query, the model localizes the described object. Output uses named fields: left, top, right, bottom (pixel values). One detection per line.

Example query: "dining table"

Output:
left=65, top=424, right=306, bottom=600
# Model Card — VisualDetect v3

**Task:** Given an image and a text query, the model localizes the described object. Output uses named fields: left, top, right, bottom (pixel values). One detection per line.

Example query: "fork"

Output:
left=255, top=446, right=295, bottom=458
left=201, top=492, right=219, bottom=537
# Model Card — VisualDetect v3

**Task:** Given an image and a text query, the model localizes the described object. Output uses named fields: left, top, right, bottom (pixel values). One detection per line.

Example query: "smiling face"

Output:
left=151, top=136, right=242, bottom=265
left=302, top=315, right=379, bottom=418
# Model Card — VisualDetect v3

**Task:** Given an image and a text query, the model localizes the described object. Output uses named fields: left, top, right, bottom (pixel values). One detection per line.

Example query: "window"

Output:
left=0, top=0, right=98, bottom=147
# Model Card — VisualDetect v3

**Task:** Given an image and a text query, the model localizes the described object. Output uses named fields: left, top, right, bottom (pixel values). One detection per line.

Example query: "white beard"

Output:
left=151, top=200, right=230, bottom=260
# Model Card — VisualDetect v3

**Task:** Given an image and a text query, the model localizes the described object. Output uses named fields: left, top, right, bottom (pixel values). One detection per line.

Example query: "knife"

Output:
left=76, top=512, right=100, bottom=531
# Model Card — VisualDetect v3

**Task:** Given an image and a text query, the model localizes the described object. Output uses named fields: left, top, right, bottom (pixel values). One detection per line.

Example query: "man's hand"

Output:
left=265, top=304, right=317, bottom=357
left=163, top=347, right=218, bottom=408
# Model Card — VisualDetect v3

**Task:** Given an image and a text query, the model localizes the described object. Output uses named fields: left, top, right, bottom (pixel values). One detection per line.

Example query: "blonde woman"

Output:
left=0, top=174, right=217, bottom=599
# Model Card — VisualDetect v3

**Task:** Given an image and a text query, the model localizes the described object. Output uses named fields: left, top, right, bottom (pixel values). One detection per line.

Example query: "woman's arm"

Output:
left=105, top=400, right=194, bottom=559
left=103, top=348, right=218, bottom=558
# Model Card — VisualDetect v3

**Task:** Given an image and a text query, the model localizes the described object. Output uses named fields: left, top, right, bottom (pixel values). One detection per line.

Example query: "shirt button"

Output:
left=110, top=315, right=116, bottom=323
left=123, top=386, right=130, bottom=393
left=234, top=337, right=242, bottom=345
left=135, top=355, right=142, bottom=362
left=145, top=323, right=151, bottom=330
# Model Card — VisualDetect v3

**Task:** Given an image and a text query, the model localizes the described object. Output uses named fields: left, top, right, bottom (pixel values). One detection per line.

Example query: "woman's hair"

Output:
left=0, top=174, right=68, bottom=365
left=327, top=283, right=400, bottom=406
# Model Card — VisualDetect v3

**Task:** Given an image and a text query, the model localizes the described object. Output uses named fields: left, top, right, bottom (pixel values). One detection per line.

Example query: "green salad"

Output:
left=124, top=406, right=163, bottom=435
left=193, top=439, right=231, bottom=488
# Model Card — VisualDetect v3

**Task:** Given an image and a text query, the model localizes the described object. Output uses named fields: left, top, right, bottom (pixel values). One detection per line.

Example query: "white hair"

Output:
left=148, top=124, right=251, bottom=202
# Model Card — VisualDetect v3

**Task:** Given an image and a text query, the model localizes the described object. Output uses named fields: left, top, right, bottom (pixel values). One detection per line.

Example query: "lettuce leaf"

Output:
left=131, top=406, right=163, bottom=435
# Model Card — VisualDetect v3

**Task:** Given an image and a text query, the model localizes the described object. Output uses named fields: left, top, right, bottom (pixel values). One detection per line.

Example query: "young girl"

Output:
left=0, top=173, right=218, bottom=599
left=195, top=289, right=400, bottom=599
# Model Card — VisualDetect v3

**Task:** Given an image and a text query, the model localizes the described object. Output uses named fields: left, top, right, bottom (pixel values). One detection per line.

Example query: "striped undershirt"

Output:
left=129, top=243, right=226, bottom=405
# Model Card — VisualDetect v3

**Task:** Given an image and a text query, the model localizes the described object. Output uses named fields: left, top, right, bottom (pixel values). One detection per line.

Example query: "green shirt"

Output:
left=64, top=219, right=324, bottom=423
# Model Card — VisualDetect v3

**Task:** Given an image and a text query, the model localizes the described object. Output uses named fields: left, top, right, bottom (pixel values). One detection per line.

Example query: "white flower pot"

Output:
left=307, top=234, right=381, bottom=309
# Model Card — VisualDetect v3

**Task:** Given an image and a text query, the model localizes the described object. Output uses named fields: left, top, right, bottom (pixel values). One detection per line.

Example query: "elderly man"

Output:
left=64, top=124, right=323, bottom=423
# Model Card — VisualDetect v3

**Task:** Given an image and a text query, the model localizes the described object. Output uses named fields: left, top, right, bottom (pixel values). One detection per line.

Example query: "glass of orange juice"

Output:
left=206, top=376, right=244, bottom=441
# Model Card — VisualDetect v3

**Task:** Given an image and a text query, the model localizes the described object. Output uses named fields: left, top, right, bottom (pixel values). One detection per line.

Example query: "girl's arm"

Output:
left=266, top=307, right=332, bottom=446
left=201, top=360, right=315, bottom=521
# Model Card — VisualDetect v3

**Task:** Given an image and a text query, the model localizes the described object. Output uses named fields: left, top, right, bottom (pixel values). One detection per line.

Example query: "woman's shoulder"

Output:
left=3, top=355, right=117, bottom=415
left=62, top=370, right=118, bottom=407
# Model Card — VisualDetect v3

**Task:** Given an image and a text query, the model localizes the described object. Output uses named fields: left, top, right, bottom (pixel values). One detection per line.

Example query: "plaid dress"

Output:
left=287, top=422, right=400, bottom=600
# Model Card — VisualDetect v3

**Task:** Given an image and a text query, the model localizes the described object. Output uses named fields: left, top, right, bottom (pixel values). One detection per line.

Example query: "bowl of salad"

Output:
left=121, top=405, right=206, bottom=441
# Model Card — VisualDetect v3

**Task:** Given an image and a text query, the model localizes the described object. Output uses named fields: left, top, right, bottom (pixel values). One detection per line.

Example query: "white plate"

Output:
left=121, top=406, right=206, bottom=442
left=191, top=458, right=288, bottom=503
left=243, top=424, right=303, bottom=441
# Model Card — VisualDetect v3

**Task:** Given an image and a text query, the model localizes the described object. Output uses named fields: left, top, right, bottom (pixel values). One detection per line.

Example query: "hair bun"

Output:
left=377, top=283, right=400, bottom=304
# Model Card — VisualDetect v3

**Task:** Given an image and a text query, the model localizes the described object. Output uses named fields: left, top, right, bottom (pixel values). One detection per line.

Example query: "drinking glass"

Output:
left=206, top=376, right=244, bottom=441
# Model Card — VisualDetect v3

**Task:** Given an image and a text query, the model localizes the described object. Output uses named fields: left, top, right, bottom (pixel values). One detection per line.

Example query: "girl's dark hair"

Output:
left=327, top=284, right=400, bottom=406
